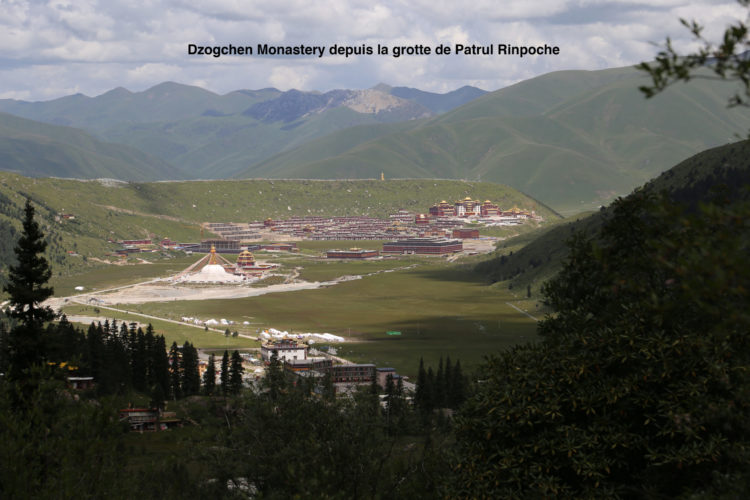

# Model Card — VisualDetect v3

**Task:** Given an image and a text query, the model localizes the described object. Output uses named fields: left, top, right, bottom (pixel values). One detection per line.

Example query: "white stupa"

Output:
left=177, top=245, right=244, bottom=283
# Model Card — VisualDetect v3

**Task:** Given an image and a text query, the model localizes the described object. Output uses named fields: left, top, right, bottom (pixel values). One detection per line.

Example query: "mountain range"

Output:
left=0, top=82, right=483, bottom=180
left=0, top=65, right=748, bottom=212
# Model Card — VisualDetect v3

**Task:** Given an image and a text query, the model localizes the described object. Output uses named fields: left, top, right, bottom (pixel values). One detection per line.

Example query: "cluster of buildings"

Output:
left=260, top=338, right=401, bottom=393
left=109, top=195, right=536, bottom=262
left=428, top=197, right=533, bottom=220
left=171, top=245, right=279, bottom=283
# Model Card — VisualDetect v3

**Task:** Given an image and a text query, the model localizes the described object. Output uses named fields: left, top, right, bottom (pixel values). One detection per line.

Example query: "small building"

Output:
left=415, top=213, right=430, bottom=225
left=284, top=358, right=333, bottom=373
left=120, top=239, right=152, bottom=246
left=376, top=367, right=399, bottom=388
left=326, top=248, right=379, bottom=259
left=324, top=363, right=376, bottom=384
left=453, top=228, right=480, bottom=239
left=198, top=239, right=240, bottom=253
left=382, top=238, right=463, bottom=255
left=260, top=243, right=298, bottom=252
left=480, top=200, right=500, bottom=217
left=429, top=200, right=456, bottom=217
left=261, top=339, right=308, bottom=363
left=67, top=376, right=95, bottom=391
left=119, top=408, right=182, bottom=432
left=236, top=250, right=256, bottom=268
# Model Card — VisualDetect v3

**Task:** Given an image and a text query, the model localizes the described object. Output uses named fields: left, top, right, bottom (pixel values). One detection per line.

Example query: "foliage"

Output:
left=414, top=356, right=468, bottom=418
left=229, top=350, right=244, bottom=395
left=220, top=350, right=230, bottom=397
left=203, top=353, right=216, bottom=395
left=452, top=192, right=750, bottom=498
left=203, top=382, right=447, bottom=499
left=0, top=370, right=132, bottom=498
left=638, top=0, right=749, bottom=111
left=2, top=200, right=54, bottom=379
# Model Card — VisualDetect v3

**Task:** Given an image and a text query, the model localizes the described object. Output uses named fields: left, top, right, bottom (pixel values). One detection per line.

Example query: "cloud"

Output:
left=0, top=0, right=745, bottom=100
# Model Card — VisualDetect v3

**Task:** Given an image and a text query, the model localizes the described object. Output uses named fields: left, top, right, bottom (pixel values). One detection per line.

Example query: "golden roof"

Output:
left=208, top=245, right=219, bottom=265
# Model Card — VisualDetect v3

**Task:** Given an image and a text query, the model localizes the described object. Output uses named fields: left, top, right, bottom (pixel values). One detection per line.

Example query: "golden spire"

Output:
left=208, top=244, right=219, bottom=265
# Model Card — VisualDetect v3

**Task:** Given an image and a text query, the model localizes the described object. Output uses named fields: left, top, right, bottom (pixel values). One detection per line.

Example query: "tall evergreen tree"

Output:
left=3, top=199, right=54, bottom=326
left=3, top=199, right=55, bottom=379
left=415, top=357, right=428, bottom=415
left=169, top=342, right=182, bottom=400
left=203, top=354, right=216, bottom=395
left=435, top=357, right=445, bottom=408
left=229, top=350, right=244, bottom=395
left=131, top=329, right=147, bottom=392
left=181, top=342, right=200, bottom=397
left=444, top=356, right=453, bottom=407
left=264, top=351, right=286, bottom=400
left=450, top=360, right=466, bottom=409
left=151, top=333, right=170, bottom=407
left=220, top=350, right=230, bottom=397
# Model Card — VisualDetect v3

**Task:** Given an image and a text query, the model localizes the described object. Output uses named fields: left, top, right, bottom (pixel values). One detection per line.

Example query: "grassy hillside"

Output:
left=0, top=83, right=279, bottom=129
left=0, top=112, right=182, bottom=181
left=475, top=139, right=750, bottom=295
left=0, top=175, right=559, bottom=283
left=234, top=67, right=750, bottom=213
left=0, top=82, right=485, bottom=181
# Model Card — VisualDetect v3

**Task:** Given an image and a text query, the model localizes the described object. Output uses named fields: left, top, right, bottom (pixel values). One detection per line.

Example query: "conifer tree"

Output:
left=4, top=199, right=54, bottom=326
left=203, top=354, right=216, bottom=395
left=444, top=356, right=453, bottom=407
left=220, top=350, right=229, bottom=396
left=181, top=342, right=200, bottom=396
left=415, top=357, right=428, bottom=414
left=229, top=350, right=244, bottom=395
left=435, top=357, right=445, bottom=408
left=151, top=333, right=170, bottom=405
left=3, top=199, right=54, bottom=378
left=169, top=342, right=182, bottom=400
left=131, top=329, right=147, bottom=392
left=264, top=351, right=286, bottom=400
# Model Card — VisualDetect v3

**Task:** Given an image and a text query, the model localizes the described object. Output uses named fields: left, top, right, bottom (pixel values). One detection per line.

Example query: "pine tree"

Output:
left=181, top=342, right=200, bottom=397
left=220, top=350, right=229, bottom=396
left=264, top=351, right=286, bottom=400
left=131, top=328, right=147, bottom=392
left=444, top=356, right=453, bottom=408
left=4, top=199, right=54, bottom=326
left=451, top=360, right=466, bottom=409
left=435, top=358, right=445, bottom=408
left=151, top=333, right=170, bottom=405
left=203, top=354, right=216, bottom=395
left=415, top=357, right=428, bottom=414
left=229, top=350, right=244, bottom=395
left=169, top=342, right=182, bottom=400
left=3, top=199, right=55, bottom=379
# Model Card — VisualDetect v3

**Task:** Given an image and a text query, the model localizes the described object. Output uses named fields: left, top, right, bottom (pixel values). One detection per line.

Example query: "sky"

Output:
left=1, top=0, right=747, bottom=101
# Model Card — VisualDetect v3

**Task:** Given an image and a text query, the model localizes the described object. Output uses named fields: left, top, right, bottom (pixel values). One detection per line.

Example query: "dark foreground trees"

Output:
left=2, top=199, right=55, bottom=380
left=451, top=193, right=750, bottom=498
left=638, top=0, right=749, bottom=123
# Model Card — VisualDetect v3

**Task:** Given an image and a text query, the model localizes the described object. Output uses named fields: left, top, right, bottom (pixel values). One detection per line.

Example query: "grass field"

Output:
left=117, top=262, right=539, bottom=376
left=50, top=255, right=198, bottom=296
left=60, top=303, right=258, bottom=350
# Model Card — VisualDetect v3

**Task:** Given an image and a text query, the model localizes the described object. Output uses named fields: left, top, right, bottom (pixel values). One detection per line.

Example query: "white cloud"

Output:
left=0, top=0, right=745, bottom=99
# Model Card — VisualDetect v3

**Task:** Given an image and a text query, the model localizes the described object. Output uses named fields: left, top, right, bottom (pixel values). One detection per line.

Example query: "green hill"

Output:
left=475, top=139, right=750, bottom=293
left=0, top=112, right=182, bottom=181
left=0, top=175, right=559, bottom=283
left=0, top=82, right=483, bottom=180
left=235, top=66, right=750, bottom=213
